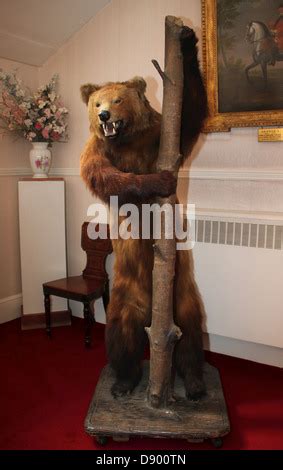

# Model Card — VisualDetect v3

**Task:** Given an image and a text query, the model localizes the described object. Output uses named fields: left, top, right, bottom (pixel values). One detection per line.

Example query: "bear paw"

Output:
left=157, top=170, right=177, bottom=197
left=181, top=26, right=198, bottom=59
left=185, top=376, right=206, bottom=402
left=111, top=376, right=140, bottom=398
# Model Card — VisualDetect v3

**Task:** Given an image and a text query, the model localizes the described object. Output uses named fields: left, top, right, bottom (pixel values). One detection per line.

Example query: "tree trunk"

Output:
left=145, top=16, right=188, bottom=409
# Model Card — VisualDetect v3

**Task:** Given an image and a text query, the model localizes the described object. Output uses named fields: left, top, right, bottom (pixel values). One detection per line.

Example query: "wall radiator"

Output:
left=193, top=215, right=283, bottom=355
left=89, top=212, right=283, bottom=366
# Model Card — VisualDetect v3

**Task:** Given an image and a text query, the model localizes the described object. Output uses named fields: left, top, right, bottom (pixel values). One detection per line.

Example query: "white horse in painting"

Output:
left=245, top=21, right=283, bottom=86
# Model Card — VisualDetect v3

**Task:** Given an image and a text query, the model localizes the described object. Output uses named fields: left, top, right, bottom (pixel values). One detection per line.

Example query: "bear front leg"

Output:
left=106, top=307, right=147, bottom=398
left=180, top=27, right=207, bottom=159
left=94, top=167, right=177, bottom=204
left=80, top=148, right=176, bottom=203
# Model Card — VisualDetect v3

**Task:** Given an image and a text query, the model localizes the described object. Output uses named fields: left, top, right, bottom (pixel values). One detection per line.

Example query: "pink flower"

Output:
left=51, top=131, right=60, bottom=141
left=0, top=71, right=68, bottom=143
left=27, top=132, right=36, bottom=141
left=2, top=90, right=14, bottom=108
left=41, top=127, right=50, bottom=139
left=11, top=108, right=24, bottom=125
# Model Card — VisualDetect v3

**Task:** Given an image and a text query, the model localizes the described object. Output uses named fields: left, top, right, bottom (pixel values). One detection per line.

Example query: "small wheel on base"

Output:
left=46, top=328, right=51, bottom=338
left=211, top=437, right=223, bottom=448
left=95, top=435, right=108, bottom=446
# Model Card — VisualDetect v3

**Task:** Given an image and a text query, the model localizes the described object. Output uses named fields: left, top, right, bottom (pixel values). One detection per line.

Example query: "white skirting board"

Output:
left=203, top=333, right=283, bottom=368
left=0, top=294, right=22, bottom=324
left=69, top=302, right=283, bottom=368
left=0, top=293, right=281, bottom=367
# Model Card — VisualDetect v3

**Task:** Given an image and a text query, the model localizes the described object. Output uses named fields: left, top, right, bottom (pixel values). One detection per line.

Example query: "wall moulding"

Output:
left=2, top=167, right=283, bottom=182
left=0, top=293, right=22, bottom=324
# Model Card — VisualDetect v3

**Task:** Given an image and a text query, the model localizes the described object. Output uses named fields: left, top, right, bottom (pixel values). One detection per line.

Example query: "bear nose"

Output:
left=99, top=110, right=110, bottom=122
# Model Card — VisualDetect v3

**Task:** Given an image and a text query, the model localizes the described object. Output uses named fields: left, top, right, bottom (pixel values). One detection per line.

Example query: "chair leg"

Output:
left=44, top=293, right=51, bottom=338
left=83, top=301, right=92, bottom=348
left=90, top=301, right=96, bottom=325
left=102, top=279, right=110, bottom=312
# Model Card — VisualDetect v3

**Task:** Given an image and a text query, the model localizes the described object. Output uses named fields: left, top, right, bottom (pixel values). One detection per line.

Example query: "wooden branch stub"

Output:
left=145, top=324, right=182, bottom=350
left=171, top=324, right=183, bottom=343
left=151, top=60, right=166, bottom=80
left=152, top=60, right=175, bottom=85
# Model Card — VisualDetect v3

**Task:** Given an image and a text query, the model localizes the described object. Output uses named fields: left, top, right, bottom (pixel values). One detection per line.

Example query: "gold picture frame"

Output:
left=202, top=0, right=283, bottom=132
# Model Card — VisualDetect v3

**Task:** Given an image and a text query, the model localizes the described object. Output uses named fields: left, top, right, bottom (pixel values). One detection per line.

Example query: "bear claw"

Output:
left=111, top=379, right=137, bottom=398
left=185, top=378, right=206, bottom=402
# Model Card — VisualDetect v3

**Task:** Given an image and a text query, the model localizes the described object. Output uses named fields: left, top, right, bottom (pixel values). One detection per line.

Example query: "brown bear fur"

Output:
left=80, top=30, right=207, bottom=400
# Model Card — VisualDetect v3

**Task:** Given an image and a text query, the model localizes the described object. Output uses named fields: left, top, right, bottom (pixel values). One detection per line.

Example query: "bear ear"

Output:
left=80, top=83, right=100, bottom=105
left=125, top=76, right=147, bottom=94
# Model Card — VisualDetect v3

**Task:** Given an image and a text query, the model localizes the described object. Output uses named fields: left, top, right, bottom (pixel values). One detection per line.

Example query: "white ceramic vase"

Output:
left=29, top=142, right=52, bottom=178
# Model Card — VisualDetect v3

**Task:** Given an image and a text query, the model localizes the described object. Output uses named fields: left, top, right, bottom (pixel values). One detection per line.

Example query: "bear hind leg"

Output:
left=174, top=290, right=206, bottom=401
left=106, top=309, right=147, bottom=398
left=174, top=324, right=206, bottom=401
left=174, top=250, right=206, bottom=401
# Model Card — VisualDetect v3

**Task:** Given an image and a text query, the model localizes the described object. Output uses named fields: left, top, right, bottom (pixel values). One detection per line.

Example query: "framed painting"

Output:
left=202, top=0, right=283, bottom=132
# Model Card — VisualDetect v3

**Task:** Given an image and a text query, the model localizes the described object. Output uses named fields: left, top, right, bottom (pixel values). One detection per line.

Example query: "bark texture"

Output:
left=146, top=16, right=190, bottom=408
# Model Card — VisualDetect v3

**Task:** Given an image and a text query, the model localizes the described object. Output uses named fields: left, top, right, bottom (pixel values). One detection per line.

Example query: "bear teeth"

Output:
left=102, top=122, right=118, bottom=137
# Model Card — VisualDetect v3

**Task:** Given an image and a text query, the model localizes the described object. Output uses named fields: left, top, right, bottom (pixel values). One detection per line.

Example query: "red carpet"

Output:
left=0, top=317, right=282, bottom=450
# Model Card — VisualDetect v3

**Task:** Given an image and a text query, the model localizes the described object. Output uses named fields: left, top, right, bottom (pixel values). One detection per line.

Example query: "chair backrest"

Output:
left=81, top=222, right=112, bottom=281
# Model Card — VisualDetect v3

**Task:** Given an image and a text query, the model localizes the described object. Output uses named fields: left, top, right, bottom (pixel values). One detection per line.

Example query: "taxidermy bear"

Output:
left=80, top=30, right=207, bottom=400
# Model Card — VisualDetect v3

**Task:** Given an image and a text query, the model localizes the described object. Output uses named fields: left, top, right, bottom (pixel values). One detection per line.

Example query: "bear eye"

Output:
left=114, top=98, right=122, bottom=104
left=95, top=102, right=101, bottom=108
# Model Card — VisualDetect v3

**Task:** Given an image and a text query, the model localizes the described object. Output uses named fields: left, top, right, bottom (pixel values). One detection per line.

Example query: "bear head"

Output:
left=80, top=77, right=153, bottom=142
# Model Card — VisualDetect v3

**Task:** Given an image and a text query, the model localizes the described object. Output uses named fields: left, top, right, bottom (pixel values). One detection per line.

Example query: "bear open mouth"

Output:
left=101, top=120, right=123, bottom=138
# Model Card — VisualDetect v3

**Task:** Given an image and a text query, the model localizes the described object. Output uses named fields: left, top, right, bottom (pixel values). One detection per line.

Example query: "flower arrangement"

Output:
left=0, top=71, right=68, bottom=144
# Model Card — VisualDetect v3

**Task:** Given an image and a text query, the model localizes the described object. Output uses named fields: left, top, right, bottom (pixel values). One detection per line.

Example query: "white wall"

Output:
left=38, top=0, right=283, bottom=214
left=37, top=0, right=283, bottom=314
left=1, top=0, right=282, bottom=363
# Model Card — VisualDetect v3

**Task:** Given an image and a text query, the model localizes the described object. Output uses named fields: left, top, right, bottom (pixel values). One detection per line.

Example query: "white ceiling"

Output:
left=0, top=0, right=111, bottom=66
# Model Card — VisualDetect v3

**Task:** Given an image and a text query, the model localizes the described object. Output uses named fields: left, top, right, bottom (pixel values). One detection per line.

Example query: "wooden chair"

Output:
left=43, top=222, right=112, bottom=348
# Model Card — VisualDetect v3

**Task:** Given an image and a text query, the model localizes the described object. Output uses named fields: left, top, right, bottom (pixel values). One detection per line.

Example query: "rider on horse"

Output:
left=271, top=4, right=283, bottom=51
